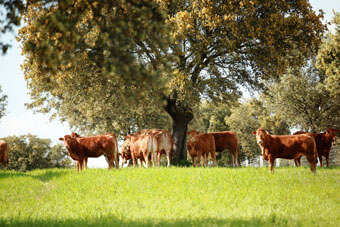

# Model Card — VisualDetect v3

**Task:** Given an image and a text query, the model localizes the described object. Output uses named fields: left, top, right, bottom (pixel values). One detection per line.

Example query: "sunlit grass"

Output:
left=0, top=167, right=339, bottom=226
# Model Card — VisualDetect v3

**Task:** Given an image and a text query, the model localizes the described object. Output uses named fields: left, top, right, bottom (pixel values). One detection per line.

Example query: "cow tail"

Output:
left=312, top=139, right=318, bottom=164
left=237, top=146, right=241, bottom=166
left=113, top=134, right=119, bottom=168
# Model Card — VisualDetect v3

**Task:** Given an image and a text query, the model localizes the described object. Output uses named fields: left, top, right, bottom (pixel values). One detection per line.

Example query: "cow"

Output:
left=120, top=129, right=173, bottom=167
left=70, top=132, right=88, bottom=169
left=122, top=133, right=157, bottom=168
left=59, top=133, right=119, bottom=172
left=0, top=140, right=9, bottom=169
left=252, top=128, right=317, bottom=173
left=187, top=130, right=216, bottom=167
left=209, top=131, right=240, bottom=166
left=293, top=128, right=338, bottom=167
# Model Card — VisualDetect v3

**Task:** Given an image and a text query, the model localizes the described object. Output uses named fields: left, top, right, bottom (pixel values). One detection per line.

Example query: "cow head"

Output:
left=252, top=129, right=269, bottom=155
left=325, top=128, right=338, bottom=142
left=59, top=135, right=77, bottom=150
left=187, top=130, right=200, bottom=139
left=120, top=136, right=132, bottom=164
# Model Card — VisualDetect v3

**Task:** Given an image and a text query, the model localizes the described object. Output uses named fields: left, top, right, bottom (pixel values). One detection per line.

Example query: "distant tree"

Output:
left=226, top=99, right=289, bottom=159
left=263, top=61, right=340, bottom=132
left=0, top=85, right=7, bottom=121
left=189, top=100, right=236, bottom=133
left=4, top=135, right=72, bottom=171
left=47, top=144, right=72, bottom=168
left=317, top=12, right=340, bottom=99
left=18, top=0, right=325, bottom=163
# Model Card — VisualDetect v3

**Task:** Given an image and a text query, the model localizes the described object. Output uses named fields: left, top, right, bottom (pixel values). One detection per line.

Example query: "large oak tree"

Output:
left=18, top=0, right=325, bottom=163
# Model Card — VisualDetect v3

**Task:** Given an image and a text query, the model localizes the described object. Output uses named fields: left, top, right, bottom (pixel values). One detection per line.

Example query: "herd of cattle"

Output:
left=0, top=128, right=338, bottom=173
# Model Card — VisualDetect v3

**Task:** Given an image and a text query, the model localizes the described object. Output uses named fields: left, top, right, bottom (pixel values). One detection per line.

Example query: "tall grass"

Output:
left=0, top=167, right=339, bottom=226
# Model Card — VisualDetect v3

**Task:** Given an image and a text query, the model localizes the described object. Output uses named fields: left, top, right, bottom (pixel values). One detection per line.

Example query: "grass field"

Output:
left=0, top=167, right=339, bottom=226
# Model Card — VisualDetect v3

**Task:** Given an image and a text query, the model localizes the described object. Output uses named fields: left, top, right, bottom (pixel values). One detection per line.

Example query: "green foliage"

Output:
left=0, top=85, right=7, bottom=121
left=263, top=61, right=340, bottom=131
left=17, top=1, right=325, bottom=133
left=317, top=12, right=340, bottom=99
left=226, top=99, right=289, bottom=159
left=0, top=167, right=339, bottom=226
left=0, top=0, right=25, bottom=54
left=2, top=135, right=72, bottom=171
left=189, top=100, right=235, bottom=133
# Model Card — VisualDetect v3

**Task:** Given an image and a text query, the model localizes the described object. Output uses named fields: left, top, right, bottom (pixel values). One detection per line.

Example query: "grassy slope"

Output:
left=0, top=167, right=339, bottom=226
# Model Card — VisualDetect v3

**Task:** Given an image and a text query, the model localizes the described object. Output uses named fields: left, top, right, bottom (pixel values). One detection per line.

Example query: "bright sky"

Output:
left=0, top=1, right=339, bottom=168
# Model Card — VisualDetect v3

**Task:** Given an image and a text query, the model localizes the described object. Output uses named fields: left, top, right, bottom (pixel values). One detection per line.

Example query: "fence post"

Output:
left=259, top=155, right=263, bottom=167
left=276, top=159, right=280, bottom=167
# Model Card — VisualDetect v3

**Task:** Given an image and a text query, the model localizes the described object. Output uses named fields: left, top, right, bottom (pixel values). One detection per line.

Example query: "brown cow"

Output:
left=0, top=140, right=9, bottom=169
left=59, top=133, right=119, bottom=172
left=293, top=128, right=338, bottom=167
left=187, top=130, right=216, bottom=167
left=70, top=132, right=88, bottom=169
left=209, top=131, right=240, bottom=166
left=121, top=129, right=173, bottom=167
left=252, top=128, right=317, bottom=173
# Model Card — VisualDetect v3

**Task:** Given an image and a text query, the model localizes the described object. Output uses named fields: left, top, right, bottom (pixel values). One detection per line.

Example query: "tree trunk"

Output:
left=164, top=97, right=193, bottom=164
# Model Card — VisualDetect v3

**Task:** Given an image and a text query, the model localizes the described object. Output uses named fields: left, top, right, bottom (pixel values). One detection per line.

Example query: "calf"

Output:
left=0, top=140, right=9, bottom=169
left=252, top=128, right=317, bottom=173
left=293, top=128, right=338, bottom=167
left=187, top=130, right=216, bottom=167
left=59, top=133, right=119, bottom=171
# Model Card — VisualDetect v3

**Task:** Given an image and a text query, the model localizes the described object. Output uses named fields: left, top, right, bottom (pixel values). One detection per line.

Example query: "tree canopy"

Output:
left=317, top=12, right=340, bottom=99
left=3, top=134, right=72, bottom=171
left=17, top=0, right=325, bottom=162
left=263, top=61, right=340, bottom=132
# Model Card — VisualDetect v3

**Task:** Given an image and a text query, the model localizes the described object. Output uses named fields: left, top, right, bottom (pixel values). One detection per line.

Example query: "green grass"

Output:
left=0, top=167, right=339, bottom=226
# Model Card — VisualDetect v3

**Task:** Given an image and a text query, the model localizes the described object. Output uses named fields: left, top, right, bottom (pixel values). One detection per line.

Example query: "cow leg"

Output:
left=157, top=152, right=162, bottom=167
left=76, top=161, right=80, bottom=172
left=306, top=155, right=316, bottom=173
left=294, top=157, right=301, bottom=167
left=115, top=152, right=119, bottom=169
left=144, top=153, right=150, bottom=168
left=319, top=155, right=323, bottom=168
left=84, top=157, right=88, bottom=169
left=191, top=156, right=195, bottom=167
left=166, top=150, right=171, bottom=167
left=79, top=158, right=84, bottom=171
left=211, top=151, right=216, bottom=167
left=325, top=154, right=330, bottom=168
left=269, top=157, right=275, bottom=173
left=197, top=154, right=201, bottom=167
left=131, top=152, right=137, bottom=168
left=203, top=153, right=207, bottom=168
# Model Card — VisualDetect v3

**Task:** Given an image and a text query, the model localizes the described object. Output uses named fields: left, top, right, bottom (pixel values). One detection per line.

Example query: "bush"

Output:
left=1, top=134, right=72, bottom=171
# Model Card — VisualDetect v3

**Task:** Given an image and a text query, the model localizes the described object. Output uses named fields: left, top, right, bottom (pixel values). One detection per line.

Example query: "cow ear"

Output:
left=252, top=131, right=256, bottom=135
left=58, top=138, right=64, bottom=141
left=265, top=130, right=269, bottom=135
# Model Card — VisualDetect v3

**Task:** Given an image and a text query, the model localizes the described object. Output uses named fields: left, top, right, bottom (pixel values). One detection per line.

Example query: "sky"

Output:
left=0, top=1, right=339, bottom=168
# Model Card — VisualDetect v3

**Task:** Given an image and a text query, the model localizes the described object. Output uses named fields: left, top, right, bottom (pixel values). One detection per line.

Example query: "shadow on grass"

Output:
left=0, top=169, right=69, bottom=182
left=0, top=215, right=293, bottom=227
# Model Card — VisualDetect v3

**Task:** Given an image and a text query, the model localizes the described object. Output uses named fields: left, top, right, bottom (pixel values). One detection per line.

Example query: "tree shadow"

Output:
left=0, top=169, right=69, bottom=182
left=0, top=215, right=294, bottom=227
